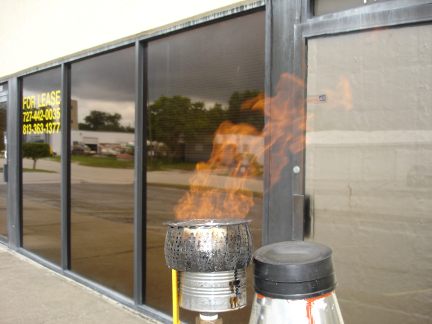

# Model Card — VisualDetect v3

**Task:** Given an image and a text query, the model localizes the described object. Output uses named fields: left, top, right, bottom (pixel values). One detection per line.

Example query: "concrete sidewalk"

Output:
left=0, top=244, right=158, bottom=324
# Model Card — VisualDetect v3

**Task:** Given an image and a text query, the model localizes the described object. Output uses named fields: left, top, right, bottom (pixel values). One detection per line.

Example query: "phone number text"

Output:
left=22, top=107, right=61, bottom=122
left=23, top=122, right=61, bottom=135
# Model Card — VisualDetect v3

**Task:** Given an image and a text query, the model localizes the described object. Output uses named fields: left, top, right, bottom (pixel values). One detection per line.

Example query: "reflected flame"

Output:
left=174, top=121, right=259, bottom=219
left=325, top=76, right=353, bottom=110
left=307, top=76, right=352, bottom=111
left=241, top=92, right=265, bottom=111
left=260, top=73, right=307, bottom=182
left=175, top=72, right=352, bottom=220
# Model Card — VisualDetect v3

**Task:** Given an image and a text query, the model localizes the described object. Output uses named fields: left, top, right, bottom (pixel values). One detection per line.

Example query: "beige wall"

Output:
left=0, top=0, right=248, bottom=78
left=306, top=24, right=432, bottom=324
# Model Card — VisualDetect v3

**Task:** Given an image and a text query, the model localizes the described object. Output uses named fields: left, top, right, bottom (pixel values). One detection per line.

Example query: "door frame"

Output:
left=263, top=0, right=432, bottom=244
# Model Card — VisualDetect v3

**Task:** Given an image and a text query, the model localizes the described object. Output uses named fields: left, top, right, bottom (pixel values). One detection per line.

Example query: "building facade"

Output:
left=0, top=1, right=431, bottom=323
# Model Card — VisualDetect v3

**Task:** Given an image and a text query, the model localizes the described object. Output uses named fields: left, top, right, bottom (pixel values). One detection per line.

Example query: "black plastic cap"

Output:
left=253, top=241, right=336, bottom=299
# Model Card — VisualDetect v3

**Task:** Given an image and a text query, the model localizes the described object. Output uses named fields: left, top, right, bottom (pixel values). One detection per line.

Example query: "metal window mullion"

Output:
left=262, top=0, right=273, bottom=247
left=7, top=77, right=22, bottom=249
left=60, top=63, right=71, bottom=270
left=133, top=40, right=147, bottom=305
left=303, top=0, right=314, bottom=20
left=291, top=20, right=307, bottom=241
left=263, top=0, right=305, bottom=245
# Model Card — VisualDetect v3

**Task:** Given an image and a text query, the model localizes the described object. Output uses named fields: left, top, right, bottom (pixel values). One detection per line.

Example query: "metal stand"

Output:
left=195, top=314, right=223, bottom=324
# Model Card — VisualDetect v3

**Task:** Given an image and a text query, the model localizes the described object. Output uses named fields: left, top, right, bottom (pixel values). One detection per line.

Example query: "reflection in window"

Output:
left=147, top=11, right=265, bottom=322
left=70, top=46, right=135, bottom=297
left=22, top=68, right=61, bottom=264
left=0, top=83, right=7, bottom=239
left=306, top=25, right=432, bottom=323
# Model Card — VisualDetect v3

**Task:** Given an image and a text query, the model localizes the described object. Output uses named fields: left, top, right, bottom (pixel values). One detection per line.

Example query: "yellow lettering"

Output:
left=23, top=97, right=28, bottom=109
left=50, top=91, right=56, bottom=107
left=23, top=96, right=35, bottom=109
left=45, top=93, right=51, bottom=107
left=39, top=93, right=47, bottom=108
left=35, top=90, right=61, bottom=108
left=55, top=90, right=61, bottom=106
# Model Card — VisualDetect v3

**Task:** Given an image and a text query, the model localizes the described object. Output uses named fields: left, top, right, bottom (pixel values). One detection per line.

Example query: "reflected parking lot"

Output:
left=21, top=160, right=262, bottom=323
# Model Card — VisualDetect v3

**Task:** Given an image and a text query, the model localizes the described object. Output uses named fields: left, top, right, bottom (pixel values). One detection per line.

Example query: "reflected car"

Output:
left=72, top=142, right=92, bottom=155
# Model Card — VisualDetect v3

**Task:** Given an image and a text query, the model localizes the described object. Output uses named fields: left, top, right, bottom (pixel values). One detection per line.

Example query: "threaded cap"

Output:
left=253, top=241, right=336, bottom=299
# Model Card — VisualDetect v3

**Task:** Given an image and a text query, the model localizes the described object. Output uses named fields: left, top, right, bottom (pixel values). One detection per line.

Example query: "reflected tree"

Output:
left=22, top=142, right=50, bottom=170
left=79, top=110, right=134, bottom=132
left=148, top=91, right=263, bottom=160
left=148, top=96, right=224, bottom=160
left=227, top=90, right=264, bottom=131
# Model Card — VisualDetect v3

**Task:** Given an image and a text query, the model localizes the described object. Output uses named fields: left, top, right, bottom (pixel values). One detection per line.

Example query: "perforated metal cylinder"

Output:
left=165, top=219, right=252, bottom=272
left=164, top=219, right=252, bottom=314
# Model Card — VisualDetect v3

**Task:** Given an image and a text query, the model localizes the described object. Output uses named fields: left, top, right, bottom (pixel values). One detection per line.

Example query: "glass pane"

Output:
left=147, top=11, right=265, bottom=322
left=306, top=25, right=432, bottom=323
left=0, top=83, right=7, bottom=239
left=314, top=0, right=392, bottom=16
left=71, top=47, right=135, bottom=297
left=22, top=68, right=61, bottom=264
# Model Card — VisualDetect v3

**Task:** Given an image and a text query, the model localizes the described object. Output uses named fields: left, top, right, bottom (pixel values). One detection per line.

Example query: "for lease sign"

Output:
left=22, top=90, right=61, bottom=135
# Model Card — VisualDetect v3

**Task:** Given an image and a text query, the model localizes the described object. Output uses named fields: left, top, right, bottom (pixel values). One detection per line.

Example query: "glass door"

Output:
left=305, top=25, right=432, bottom=323
left=0, top=83, right=8, bottom=241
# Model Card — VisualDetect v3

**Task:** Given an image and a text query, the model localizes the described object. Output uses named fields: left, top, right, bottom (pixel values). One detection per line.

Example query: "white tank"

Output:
left=249, top=241, right=344, bottom=324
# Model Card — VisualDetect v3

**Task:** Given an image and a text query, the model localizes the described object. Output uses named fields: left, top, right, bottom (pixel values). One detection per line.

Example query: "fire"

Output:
left=174, top=72, right=352, bottom=220
left=241, top=92, right=265, bottom=111
left=174, top=121, right=259, bottom=219
left=324, top=76, right=353, bottom=111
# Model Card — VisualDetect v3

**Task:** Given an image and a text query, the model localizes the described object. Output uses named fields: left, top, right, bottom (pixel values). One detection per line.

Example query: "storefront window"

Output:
left=22, top=68, right=61, bottom=264
left=147, top=11, right=265, bottom=322
left=306, top=25, right=432, bottom=323
left=70, top=46, right=135, bottom=297
left=0, top=83, right=7, bottom=239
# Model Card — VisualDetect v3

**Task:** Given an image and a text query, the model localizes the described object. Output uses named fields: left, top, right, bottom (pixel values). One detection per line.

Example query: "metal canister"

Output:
left=180, top=270, right=247, bottom=312
left=165, top=219, right=253, bottom=313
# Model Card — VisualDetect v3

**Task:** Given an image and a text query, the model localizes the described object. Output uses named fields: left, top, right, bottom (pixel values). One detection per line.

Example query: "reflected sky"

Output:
left=71, top=47, right=135, bottom=126
left=23, top=12, right=265, bottom=129
left=23, top=68, right=61, bottom=96
left=148, top=11, right=265, bottom=106
left=71, top=47, right=135, bottom=102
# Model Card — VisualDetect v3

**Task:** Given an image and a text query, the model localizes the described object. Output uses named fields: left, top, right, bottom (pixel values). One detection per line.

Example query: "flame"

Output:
left=241, top=92, right=265, bottom=112
left=174, top=72, right=352, bottom=220
left=325, top=76, right=353, bottom=110
left=174, top=121, right=259, bottom=220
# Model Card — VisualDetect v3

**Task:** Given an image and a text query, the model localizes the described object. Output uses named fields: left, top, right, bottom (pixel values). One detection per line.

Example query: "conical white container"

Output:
left=249, top=241, right=344, bottom=324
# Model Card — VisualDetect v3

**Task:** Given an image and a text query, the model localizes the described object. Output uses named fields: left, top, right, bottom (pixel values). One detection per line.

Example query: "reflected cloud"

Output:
left=71, top=47, right=135, bottom=103
left=148, top=12, right=264, bottom=105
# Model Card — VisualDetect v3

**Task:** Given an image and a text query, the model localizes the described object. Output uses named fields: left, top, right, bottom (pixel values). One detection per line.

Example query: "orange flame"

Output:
left=174, top=72, right=352, bottom=220
left=324, top=76, right=353, bottom=110
left=174, top=121, right=260, bottom=219
left=241, top=92, right=265, bottom=112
